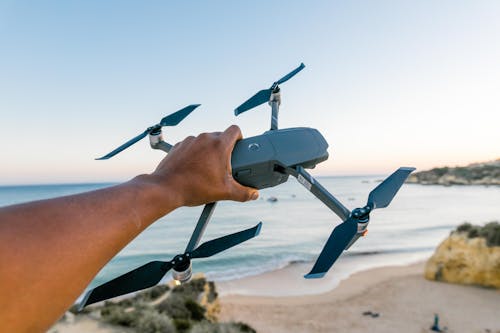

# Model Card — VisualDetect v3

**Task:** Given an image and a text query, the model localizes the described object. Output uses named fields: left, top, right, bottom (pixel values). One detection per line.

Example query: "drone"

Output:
left=79, top=63, right=414, bottom=309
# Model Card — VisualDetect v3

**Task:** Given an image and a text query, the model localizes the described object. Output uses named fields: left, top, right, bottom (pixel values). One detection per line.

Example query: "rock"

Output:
left=267, top=196, right=278, bottom=203
left=63, top=311, right=75, bottom=324
left=424, top=232, right=500, bottom=288
left=199, top=280, right=220, bottom=322
left=407, top=158, right=500, bottom=186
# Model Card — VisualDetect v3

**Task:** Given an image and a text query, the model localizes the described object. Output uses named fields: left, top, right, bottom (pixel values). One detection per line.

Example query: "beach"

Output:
left=51, top=261, right=500, bottom=333
left=218, top=262, right=500, bottom=333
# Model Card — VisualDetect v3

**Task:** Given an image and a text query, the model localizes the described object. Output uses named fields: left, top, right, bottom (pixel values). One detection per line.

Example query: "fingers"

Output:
left=221, top=125, right=242, bottom=174
left=221, top=125, right=243, bottom=149
left=228, top=177, right=259, bottom=202
left=221, top=126, right=259, bottom=202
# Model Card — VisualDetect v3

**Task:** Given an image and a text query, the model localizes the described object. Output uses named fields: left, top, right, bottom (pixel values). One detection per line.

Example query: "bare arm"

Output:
left=0, top=125, right=258, bottom=333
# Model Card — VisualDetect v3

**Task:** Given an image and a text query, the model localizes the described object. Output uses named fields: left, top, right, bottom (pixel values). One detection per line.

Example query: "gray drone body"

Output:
left=80, top=63, right=415, bottom=310
left=232, top=127, right=328, bottom=189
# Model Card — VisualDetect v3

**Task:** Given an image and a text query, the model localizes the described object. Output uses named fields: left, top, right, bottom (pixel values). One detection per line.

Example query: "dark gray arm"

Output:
left=184, top=202, right=218, bottom=253
left=270, top=94, right=280, bottom=130
left=286, top=166, right=351, bottom=221
left=150, top=140, right=173, bottom=153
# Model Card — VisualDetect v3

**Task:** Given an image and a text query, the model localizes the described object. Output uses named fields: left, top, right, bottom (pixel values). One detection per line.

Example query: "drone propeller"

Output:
left=305, top=167, right=415, bottom=279
left=96, top=104, right=200, bottom=160
left=79, top=222, right=262, bottom=309
left=234, top=63, right=305, bottom=115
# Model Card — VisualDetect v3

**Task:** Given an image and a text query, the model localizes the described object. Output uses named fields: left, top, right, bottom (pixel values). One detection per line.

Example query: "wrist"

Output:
left=128, top=173, right=184, bottom=219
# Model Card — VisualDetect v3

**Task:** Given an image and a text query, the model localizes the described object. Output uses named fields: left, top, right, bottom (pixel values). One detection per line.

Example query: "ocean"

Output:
left=1, top=176, right=499, bottom=296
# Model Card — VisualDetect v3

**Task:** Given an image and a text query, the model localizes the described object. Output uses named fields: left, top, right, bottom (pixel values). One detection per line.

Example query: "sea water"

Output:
left=1, top=177, right=499, bottom=294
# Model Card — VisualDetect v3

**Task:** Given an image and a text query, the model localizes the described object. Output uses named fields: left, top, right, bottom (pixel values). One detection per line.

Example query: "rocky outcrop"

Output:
left=425, top=226, right=500, bottom=288
left=407, top=159, right=500, bottom=186
left=58, top=275, right=252, bottom=333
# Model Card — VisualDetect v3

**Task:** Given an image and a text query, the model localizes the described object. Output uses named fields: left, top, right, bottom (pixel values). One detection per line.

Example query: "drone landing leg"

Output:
left=286, top=166, right=351, bottom=221
left=185, top=202, right=217, bottom=253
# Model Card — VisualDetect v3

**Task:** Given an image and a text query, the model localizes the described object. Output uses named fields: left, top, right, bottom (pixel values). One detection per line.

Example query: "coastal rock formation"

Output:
left=407, top=158, right=500, bottom=186
left=425, top=223, right=500, bottom=288
left=52, top=276, right=253, bottom=333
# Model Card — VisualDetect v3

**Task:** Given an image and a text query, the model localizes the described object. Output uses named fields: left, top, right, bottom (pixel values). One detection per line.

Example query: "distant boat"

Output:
left=267, top=196, right=278, bottom=203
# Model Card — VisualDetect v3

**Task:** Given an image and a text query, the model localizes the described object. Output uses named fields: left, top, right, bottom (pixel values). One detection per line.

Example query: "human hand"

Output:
left=149, top=125, right=259, bottom=207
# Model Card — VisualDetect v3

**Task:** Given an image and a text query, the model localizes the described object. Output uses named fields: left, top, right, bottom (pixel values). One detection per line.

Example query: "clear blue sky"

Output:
left=1, top=1, right=499, bottom=184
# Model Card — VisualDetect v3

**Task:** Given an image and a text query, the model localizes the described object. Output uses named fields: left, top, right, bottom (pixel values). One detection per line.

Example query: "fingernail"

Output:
left=251, top=192, right=259, bottom=200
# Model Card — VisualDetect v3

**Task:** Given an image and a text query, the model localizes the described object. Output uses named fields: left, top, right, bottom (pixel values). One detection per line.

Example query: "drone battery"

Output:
left=231, top=127, right=329, bottom=189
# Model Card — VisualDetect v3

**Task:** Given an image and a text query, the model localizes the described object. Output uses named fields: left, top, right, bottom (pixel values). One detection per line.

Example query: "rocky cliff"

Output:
left=407, top=159, right=500, bottom=186
left=425, top=222, right=500, bottom=288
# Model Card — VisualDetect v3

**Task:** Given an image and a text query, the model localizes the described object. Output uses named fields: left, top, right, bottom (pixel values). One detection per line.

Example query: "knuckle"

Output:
left=184, top=135, right=195, bottom=143
left=198, top=132, right=211, bottom=140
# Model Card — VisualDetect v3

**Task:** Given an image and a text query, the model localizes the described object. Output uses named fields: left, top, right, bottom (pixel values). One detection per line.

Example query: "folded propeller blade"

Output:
left=368, top=167, right=416, bottom=209
left=304, top=217, right=357, bottom=279
left=160, top=104, right=201, bottom=126
left=276, top=62, right=305, bottom=85
left=190, top=222, right=262, bottom=259
left=95, top=104, right=200, bottom=160
left=95, top=129, right=150, bottom=160
left=79, top=261, right=173, bottom=309
left=234, top=89, right=272, bottom=115
left=234, top=63, right=305, bottom=116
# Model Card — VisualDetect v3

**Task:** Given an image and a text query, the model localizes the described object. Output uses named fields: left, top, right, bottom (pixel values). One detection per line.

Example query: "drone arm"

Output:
left=184, top=202, right=217, bottom=253
left=151, top=140, right=173, bottom=153
left=270, top=91, right=281, bottom=131
left=149, top=131, right=173, bottom=153
left=287, top=166, right=351, bottom=221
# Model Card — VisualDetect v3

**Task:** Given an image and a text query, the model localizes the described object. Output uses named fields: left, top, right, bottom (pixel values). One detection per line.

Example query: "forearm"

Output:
left=0, top=174, right=178, bottom=333
left=0, top=125, right=258, bottom=333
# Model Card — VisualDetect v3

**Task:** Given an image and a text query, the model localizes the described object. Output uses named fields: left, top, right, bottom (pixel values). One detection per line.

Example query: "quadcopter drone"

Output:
left=79, top=63, right=414, bottom=309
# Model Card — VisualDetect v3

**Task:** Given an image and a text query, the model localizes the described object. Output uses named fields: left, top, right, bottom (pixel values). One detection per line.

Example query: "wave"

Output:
left=346, top=246, right=435, bottom=256
left=408, top=224, right=457, bottom=232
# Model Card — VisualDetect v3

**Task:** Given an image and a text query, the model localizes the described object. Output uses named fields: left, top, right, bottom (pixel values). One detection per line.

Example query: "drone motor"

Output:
left=171, top=254, right=193, bottom=284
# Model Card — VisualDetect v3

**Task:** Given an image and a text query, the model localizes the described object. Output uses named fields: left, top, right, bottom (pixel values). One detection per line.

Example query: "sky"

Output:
left=0, top=1, right=499, bottom=185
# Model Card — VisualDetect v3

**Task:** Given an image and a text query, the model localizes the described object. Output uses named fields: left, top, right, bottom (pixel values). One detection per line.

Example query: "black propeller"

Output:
left=234, top=63, right=305, bottom=115
left=304, top=167, right=415, bottom=279
left=96, top=104, right=200, bottom=160
left=79, top=222, right=262, bottom=309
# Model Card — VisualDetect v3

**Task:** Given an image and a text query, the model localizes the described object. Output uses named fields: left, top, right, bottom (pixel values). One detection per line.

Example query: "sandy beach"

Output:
left=51, top=261, right=500, bottom=333
left=218, top=262, right=500, bottom=333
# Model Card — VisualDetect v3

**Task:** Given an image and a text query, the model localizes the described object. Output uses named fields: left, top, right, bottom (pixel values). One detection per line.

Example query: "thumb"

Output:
left=229, top=179, right=259, bottom=202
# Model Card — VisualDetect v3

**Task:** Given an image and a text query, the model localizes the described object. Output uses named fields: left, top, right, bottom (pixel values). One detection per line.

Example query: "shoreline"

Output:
left=216, top=251, right=432, bottom=297
left=219, top=262, right=500, bottom=333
